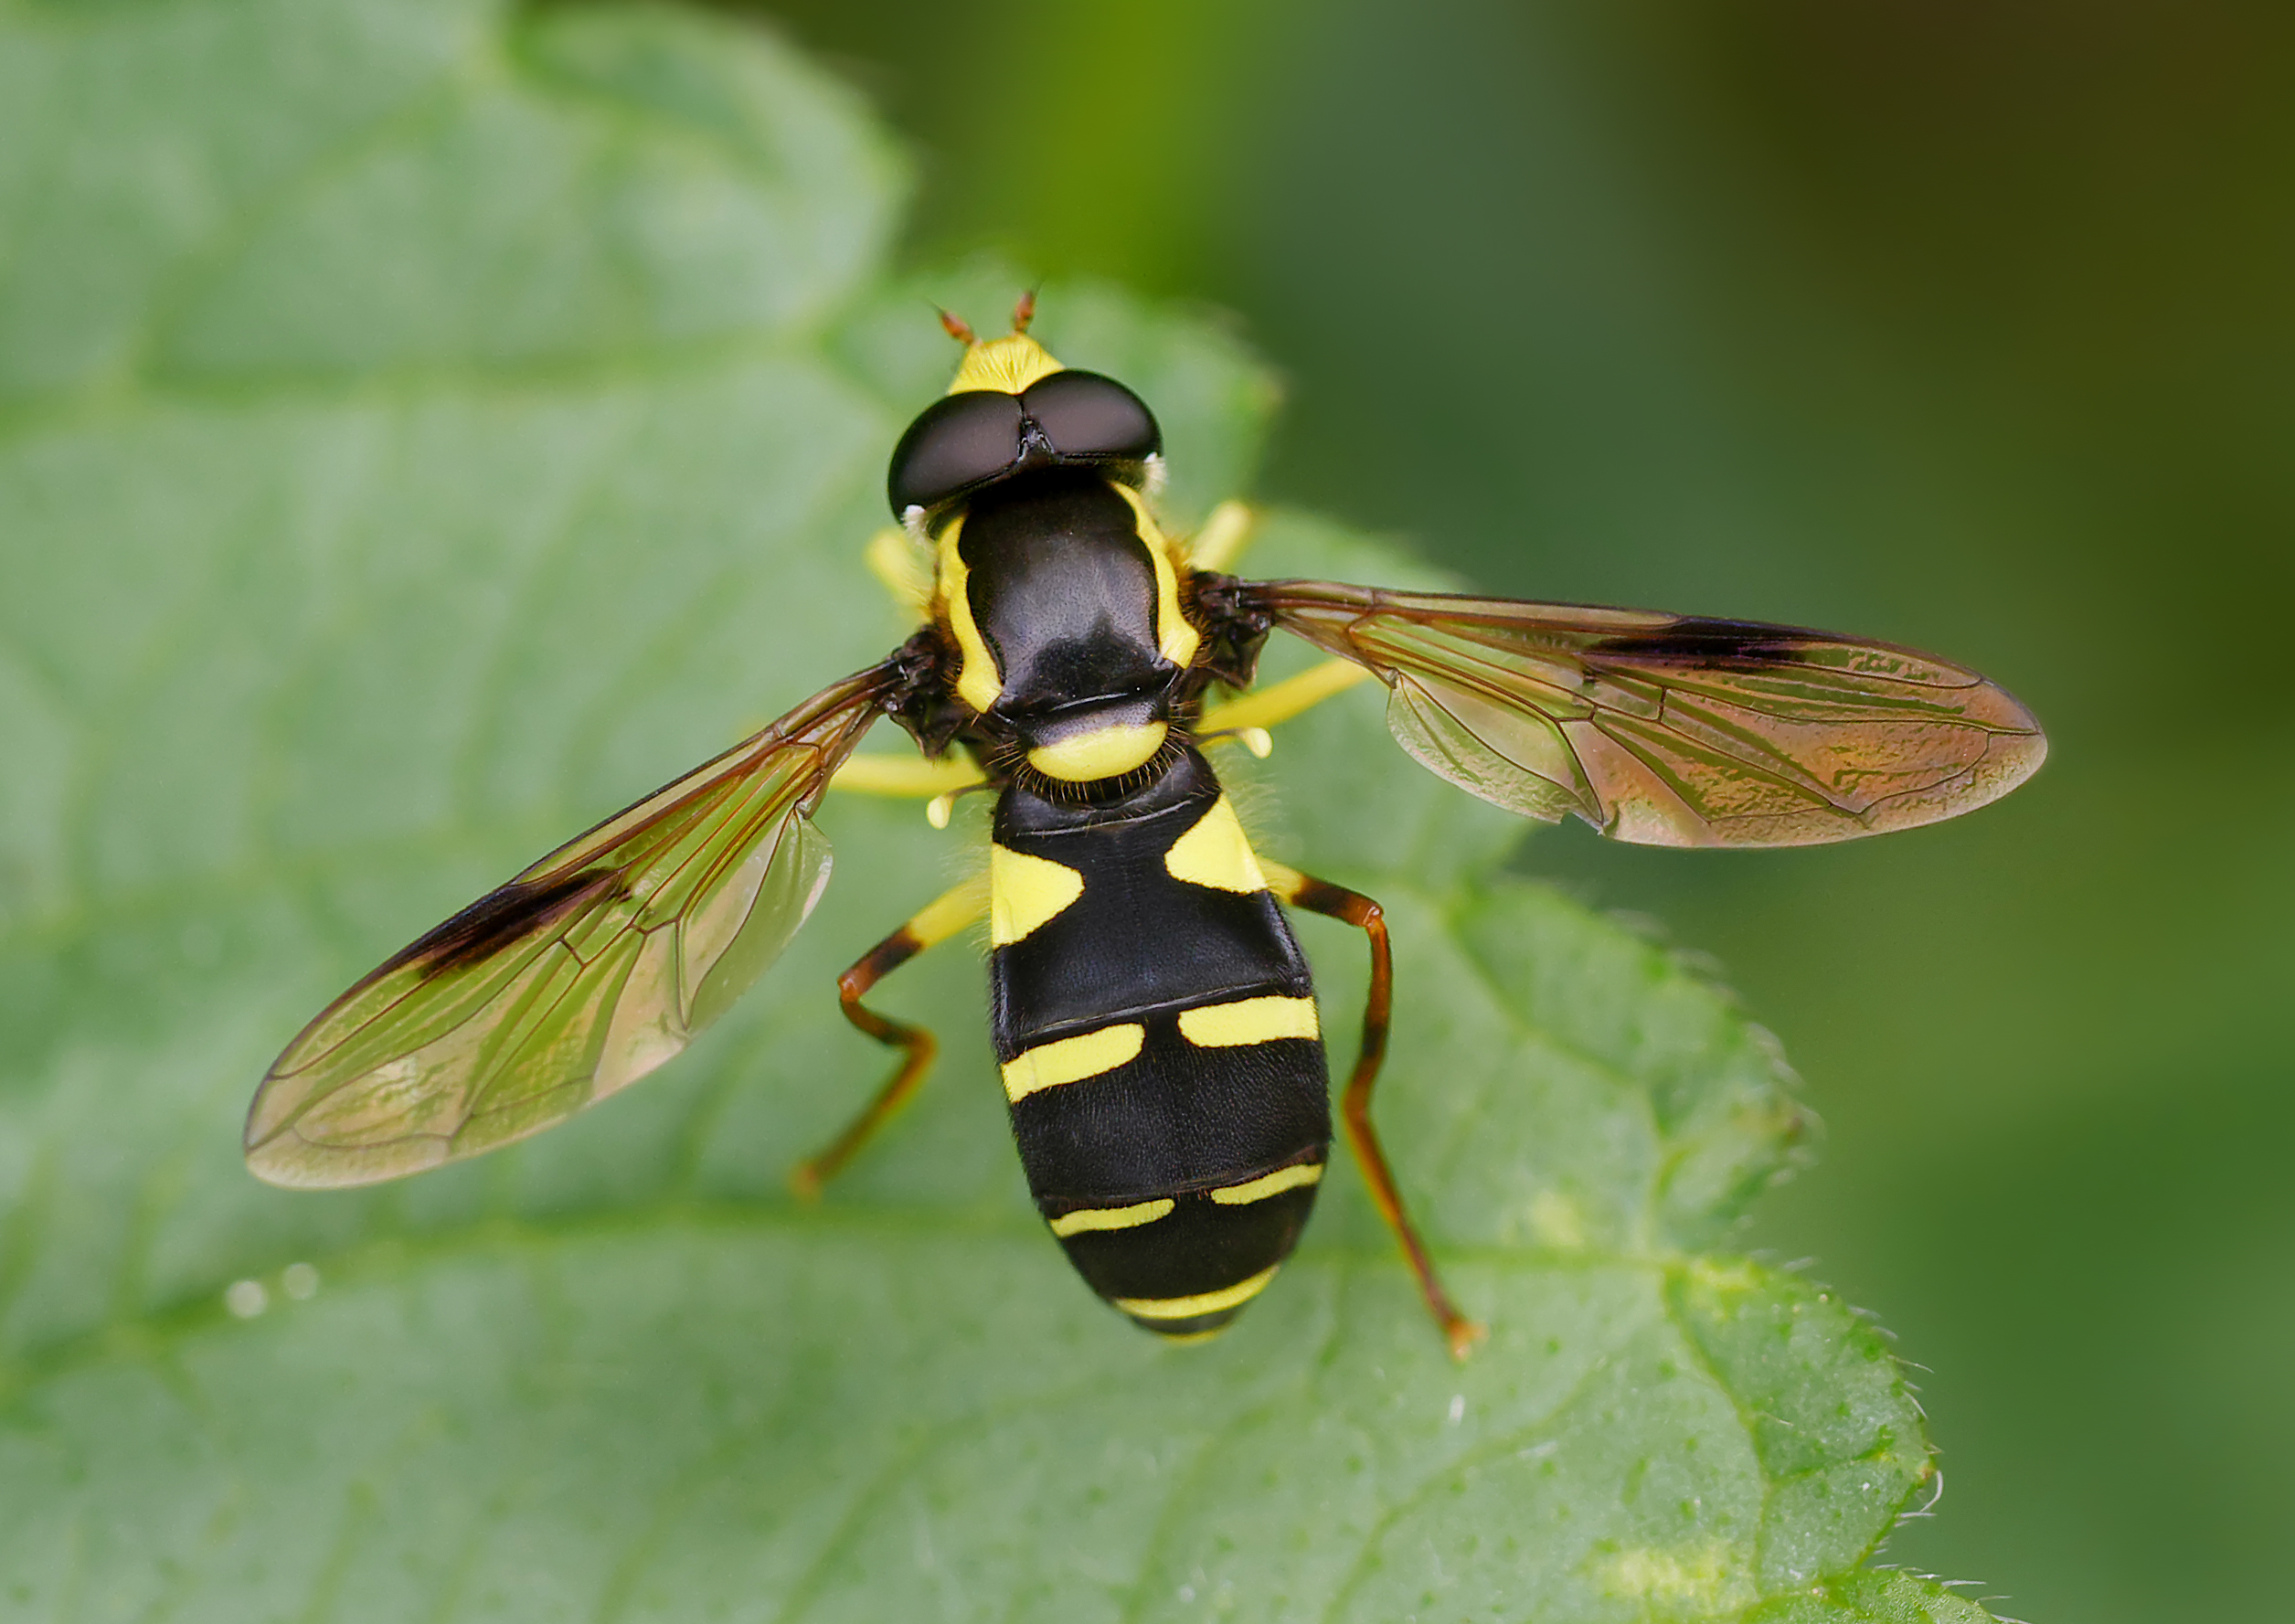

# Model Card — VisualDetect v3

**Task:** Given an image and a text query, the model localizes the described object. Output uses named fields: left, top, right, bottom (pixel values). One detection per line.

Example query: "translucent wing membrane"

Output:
left=1248, top=581, right=2045, bottom=847
left=247, top=667, right=900, bottom=1188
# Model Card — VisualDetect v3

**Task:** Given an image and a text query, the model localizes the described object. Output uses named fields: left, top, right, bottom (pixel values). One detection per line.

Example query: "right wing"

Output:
left=246, top=664, right=902, bottom=1188
left=1245, top=579, right=2045, bottom=847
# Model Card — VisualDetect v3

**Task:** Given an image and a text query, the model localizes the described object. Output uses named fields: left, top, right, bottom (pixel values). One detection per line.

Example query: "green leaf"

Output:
left=0, top=0, right=2005, bottom=1619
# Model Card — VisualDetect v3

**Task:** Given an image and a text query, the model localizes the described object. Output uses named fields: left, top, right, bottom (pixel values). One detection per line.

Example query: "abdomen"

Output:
left=988, top=748, right=1330, bottom=1340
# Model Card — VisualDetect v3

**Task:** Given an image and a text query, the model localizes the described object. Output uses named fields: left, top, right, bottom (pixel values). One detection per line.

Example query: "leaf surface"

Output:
left=0, top=2, right=2002, bottom=1618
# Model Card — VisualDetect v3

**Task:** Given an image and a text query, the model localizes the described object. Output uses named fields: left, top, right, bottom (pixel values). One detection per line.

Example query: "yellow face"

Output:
left=947, top=331, right=1064, bottom=396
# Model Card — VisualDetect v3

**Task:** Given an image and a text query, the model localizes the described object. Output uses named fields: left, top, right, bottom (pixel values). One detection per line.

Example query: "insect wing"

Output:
left=1249, top=581, right=2045, bottom=847
left=246, top=667, right=898, bottom=1188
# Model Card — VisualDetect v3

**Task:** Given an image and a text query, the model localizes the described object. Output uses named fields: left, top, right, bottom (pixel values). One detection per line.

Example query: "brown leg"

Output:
left=790, top=876, right=984, bottom=1197
left=1270, top=863, right=1486, bottom=1360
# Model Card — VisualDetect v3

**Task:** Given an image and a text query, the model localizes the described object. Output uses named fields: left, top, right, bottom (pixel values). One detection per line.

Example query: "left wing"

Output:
left=1241, top=579, right=2045, bottom=847
left=246, top=665, right=900, bottom=1188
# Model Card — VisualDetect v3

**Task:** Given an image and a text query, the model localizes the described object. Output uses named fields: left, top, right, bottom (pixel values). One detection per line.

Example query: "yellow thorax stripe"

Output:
left=1114, top=1264, right=1280, bottom=1321
left=934, top=515, right=1003, bottom=715
left=1210, top=1162, right=1325, bottom=1205
left=1163, top=796, right=1268, bottom=893
left=1111, top=483, right=1202, bottom=671
left=1177, top=995, right=1320, bottom=1048
left=1047, top=1198, right=1174, bottom=1237
left=989, top=845, right=1085, bottom=946
left=1001, top=1024, right=1143, bottom=1102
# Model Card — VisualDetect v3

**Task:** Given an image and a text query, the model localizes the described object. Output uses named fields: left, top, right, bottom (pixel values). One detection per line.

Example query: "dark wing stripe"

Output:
left=394, top=870, right=624, bottom=981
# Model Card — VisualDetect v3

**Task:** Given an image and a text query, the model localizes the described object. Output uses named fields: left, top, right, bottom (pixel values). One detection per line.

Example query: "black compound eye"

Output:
left=887, top=390, right=1025, bottom=515
left=1021, top=371, right=1161, bottom=462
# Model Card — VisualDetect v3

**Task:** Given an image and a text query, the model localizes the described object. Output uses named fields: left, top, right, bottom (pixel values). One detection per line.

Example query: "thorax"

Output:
left=933, top=472, right=1202, bottom=789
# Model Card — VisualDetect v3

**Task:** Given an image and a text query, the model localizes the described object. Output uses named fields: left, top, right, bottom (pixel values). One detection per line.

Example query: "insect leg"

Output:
left=863, top=525, right=934, bottom=615
left=1185, top=500, right=1258, bottom=572
left=790, top=873, right=988, bottom=1196
left=1265, top=860, right=1486, bottom=1361
left=829, top=753, right=985, bottom=798
left=1199, top=658, right=1374, bottom=743
left=829, top=752, right=987, bottom=830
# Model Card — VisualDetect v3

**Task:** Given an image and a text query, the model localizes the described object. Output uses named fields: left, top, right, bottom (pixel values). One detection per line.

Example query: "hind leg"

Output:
left=1265, top=860, right=1485, bottom=1361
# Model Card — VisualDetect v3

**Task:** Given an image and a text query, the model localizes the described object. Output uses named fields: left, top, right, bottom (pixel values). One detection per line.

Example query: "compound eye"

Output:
left=1021, top=371, right=1162, bottom=462
left=887, top=391, right=1026, bottom=515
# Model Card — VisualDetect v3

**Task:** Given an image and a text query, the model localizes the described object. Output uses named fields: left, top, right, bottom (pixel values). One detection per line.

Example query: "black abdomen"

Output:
left=988, top=748, right=1331, bottom=1338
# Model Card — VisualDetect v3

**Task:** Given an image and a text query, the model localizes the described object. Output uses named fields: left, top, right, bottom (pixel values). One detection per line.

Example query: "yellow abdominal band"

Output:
left=1001, top=1024, right=1144, bottom=1102
left=1115, top=1265, right=1280, bottom=1321
left=1027, top=720, right=1168, bottom=782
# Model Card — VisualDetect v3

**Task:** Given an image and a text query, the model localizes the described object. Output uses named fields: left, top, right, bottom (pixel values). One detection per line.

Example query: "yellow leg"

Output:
left=830, top=753, right=986, bottom=798
left=829, top=749, right=988, bottom=828
left=1185, top=500, right=1257, bottom=572
left=791, top=874, right=988, bottom=1196
left=865, top=525, right=934, bottom=616
left=1200, top=658, right=1374, bottom=741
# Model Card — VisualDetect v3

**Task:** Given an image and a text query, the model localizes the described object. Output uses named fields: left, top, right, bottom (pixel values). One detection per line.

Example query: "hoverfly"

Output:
left=246, top=296, right=2045, bottom=1357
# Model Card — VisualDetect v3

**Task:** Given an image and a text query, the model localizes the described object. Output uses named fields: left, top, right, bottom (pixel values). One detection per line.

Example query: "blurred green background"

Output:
left=753, top=1, right=2294, bottom=1619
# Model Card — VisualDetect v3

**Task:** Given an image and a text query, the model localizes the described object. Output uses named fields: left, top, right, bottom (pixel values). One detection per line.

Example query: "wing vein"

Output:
left=1243, top=578, right=2045, bottom=849
left=245, top=663, right=902, bottom=1188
